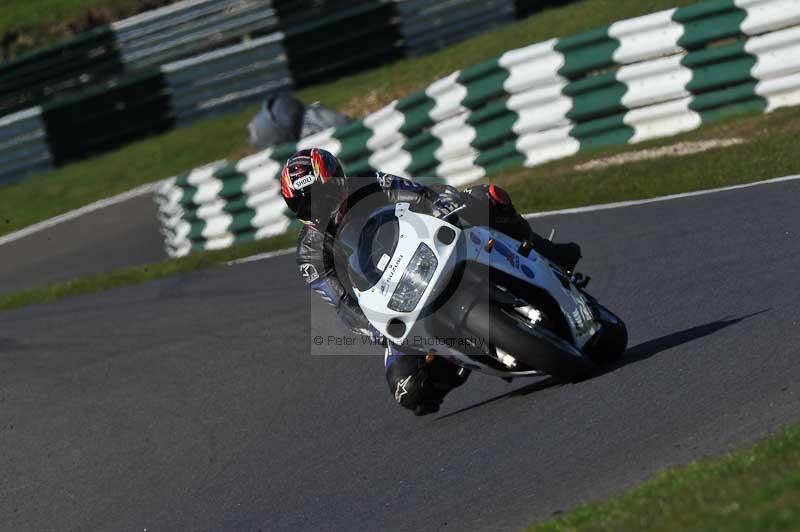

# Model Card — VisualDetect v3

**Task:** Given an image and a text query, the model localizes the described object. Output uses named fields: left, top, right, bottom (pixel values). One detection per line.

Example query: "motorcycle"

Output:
left=334, top=201, right=627, bottom=381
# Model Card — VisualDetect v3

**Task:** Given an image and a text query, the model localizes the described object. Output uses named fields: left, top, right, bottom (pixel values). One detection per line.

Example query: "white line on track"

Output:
left=226, top=248, right=295, bottom=265
left=4, top=174, right=799, bottom=258
left=0, top=180, right=168, bottom=247
left=524, top=174, right=800, bottom=219
left=229, top=174, right=800, bottom=265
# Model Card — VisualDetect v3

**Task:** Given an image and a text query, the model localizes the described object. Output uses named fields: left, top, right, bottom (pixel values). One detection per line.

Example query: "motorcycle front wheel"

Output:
left=585, top=303, right=628, bottom=364
left=465, top=303, right=594, bottom=382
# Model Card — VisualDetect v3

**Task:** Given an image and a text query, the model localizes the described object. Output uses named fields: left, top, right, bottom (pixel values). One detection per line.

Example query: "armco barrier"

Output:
left=514, top=0, right=582, bottom=19
left=276, top=0, right=403, bottom=87
left=0, top=27, right=123, bottom=117
left=163, top=33, right=291, bottom=125
left=0, top=31, right=291, bottom=178
left=15, top=35, right=288, bottom=169
left=0, top=108, right=52, bottom=185
left=156, top=0, right=800, bottom=257
left=396, top=0, right=517, bottom=56
left=0, top=0, right=561, bottom=181
left=112, top=0, right=279, bottom=68
left=42, top=68, right=174, bottom=165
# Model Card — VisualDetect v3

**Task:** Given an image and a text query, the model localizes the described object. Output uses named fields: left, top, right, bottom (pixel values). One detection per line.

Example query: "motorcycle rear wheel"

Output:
left=465, top=303, right=594, bottom=381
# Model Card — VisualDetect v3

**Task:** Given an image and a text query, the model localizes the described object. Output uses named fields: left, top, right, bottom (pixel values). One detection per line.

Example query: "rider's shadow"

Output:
left=436, top=309, right=771, bottom=421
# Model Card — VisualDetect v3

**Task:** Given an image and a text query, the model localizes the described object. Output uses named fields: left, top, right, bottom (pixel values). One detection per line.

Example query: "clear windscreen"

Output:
left=335, top=205, right=399, bottom=292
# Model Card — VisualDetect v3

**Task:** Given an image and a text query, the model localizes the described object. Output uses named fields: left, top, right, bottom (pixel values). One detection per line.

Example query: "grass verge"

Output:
left=0, top=0, right=699, bottom=238
left=527, top=422, right=800, bottom=531
left=493, top=106, right=800, bottom=212
left=0, top=0, right=175, bottom=58
left=2, top=105, right=800, bottom=313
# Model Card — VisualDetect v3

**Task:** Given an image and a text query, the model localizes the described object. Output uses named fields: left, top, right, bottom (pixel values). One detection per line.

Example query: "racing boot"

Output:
left=463, top=183, right=582, bottom=271
left=386, top=347, right=470, bottom=416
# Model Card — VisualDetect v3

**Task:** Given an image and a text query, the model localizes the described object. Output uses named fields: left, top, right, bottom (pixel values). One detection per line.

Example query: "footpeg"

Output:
left=572, top=272, right=591, bottom=289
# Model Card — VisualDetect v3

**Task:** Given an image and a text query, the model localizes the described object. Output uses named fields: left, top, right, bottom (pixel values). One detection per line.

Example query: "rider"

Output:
left=281, top=148, right=582, bottom=416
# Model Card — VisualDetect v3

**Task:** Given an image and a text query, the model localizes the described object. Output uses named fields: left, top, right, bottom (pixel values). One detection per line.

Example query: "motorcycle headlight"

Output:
left=388, top=244, right=438, bottom=312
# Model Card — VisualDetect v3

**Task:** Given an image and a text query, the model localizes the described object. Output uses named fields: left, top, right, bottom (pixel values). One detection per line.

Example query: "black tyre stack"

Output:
left=42, top=68, right=173, bottom=165
left=0, top=27, right=123, bottom=118
left=0, top=0, right=576, bottom=179
left=513, top=0, right=581, bottom=18
left=273, top=0, right=403, bottom=88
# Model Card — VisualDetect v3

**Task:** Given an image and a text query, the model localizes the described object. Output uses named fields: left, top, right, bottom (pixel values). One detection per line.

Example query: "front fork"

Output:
left=492, top=305, right=546, bottom=369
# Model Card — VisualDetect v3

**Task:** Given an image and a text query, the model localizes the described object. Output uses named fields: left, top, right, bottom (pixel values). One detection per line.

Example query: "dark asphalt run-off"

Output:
left=0, top=194, right=166, bottom=297
left=0, top=179, right=798, bottom=531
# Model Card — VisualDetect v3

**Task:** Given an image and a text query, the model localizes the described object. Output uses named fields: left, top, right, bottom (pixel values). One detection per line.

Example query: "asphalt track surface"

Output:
left=0, top=195, right=165, bottom=297
left=1, top=180, right=799, bottom=532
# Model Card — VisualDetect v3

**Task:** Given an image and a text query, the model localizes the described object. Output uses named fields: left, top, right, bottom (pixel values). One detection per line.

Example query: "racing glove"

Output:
left=431, top=189, right=464, bottom=220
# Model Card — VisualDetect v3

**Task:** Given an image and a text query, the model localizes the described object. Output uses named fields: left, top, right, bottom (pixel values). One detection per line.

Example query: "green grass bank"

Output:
left=0, top=0, right=175, bottom=58
left=528, top=423, right=800, bottom=531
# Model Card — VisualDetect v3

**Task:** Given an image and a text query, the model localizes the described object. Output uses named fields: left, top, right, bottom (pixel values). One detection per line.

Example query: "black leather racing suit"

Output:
left=296, top=172, right=581, bottom=415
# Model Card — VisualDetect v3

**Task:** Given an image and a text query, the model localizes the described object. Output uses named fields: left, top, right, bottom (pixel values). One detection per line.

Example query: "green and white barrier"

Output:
left=157, top=0, right=800, bottom=257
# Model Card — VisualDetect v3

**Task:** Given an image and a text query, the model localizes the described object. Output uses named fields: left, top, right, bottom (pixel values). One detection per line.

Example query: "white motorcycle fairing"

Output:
left=350, top=203, right=599, bottom=378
